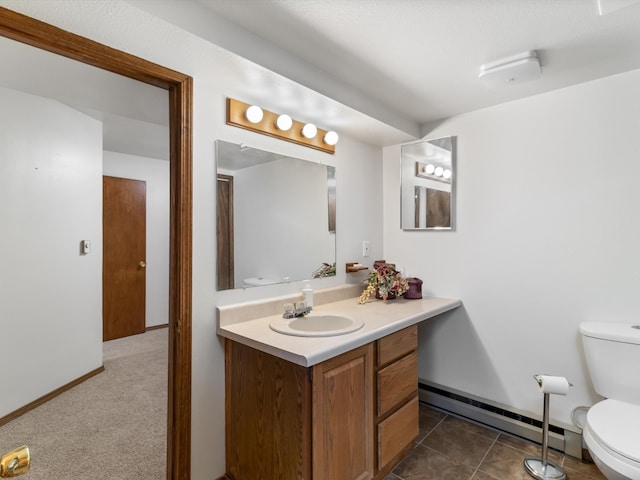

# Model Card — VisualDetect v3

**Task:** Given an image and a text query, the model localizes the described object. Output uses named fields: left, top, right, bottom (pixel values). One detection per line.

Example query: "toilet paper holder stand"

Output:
left=523, top=374, right=572, bottom=480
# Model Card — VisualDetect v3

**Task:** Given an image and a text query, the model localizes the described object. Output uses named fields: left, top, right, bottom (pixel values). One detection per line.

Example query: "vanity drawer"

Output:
left=377, top=351, right=418, bottom=416
left=377, top=395, right=419, bottom=470
left=377, top=324, right=417, bottom=367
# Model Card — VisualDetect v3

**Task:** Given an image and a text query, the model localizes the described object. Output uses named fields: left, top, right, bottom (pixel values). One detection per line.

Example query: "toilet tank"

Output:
left=579, top=321, right=640, bottom=404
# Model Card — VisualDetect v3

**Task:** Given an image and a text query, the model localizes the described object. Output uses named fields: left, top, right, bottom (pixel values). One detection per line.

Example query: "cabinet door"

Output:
left=312, top=344, right=374, bottom=480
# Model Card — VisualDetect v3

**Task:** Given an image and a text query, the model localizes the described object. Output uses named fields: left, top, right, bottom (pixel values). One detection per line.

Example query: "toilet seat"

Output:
left=587, top=399, right=640, bottom=464
left=585, top=399, right=640, bottom=479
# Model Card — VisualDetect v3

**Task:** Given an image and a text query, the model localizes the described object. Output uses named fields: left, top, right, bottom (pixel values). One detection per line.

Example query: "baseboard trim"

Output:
left=0, top=366, right=105, bottom=427
left=146, top=323, right=169, bottom=332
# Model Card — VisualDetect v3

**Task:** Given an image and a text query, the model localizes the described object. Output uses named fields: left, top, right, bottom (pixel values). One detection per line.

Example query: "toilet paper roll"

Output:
left=534, top=375, right=570, bottom=396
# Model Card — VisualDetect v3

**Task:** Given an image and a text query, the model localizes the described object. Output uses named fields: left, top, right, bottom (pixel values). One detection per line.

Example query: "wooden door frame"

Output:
left=0, top=7, right=193, bottom=480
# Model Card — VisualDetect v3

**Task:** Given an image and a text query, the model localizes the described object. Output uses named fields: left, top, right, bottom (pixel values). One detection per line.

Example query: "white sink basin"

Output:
left=270, top=314, right=364, bottom=337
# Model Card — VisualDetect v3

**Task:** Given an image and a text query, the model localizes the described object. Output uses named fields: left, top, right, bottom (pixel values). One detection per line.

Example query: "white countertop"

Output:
left=217, top=295, right=462, bottom=367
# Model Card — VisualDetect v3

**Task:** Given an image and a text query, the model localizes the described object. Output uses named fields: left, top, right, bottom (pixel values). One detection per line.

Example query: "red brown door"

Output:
left=103, top=176, right=146, bottom=341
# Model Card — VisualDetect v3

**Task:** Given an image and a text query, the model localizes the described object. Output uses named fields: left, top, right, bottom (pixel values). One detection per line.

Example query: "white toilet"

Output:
left=579, top=321, right=640, bottom=480
left=243, top=277, right=280, bottom=287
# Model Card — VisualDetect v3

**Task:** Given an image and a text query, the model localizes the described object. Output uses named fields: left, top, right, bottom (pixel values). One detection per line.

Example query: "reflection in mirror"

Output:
left=401, top=136, right=456, bottom=230
left=216, top=140, right=336, bottom=290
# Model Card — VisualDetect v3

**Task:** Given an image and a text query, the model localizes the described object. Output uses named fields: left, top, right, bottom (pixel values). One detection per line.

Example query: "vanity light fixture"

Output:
left=275, top=114, right=293, bottom=131
left=415, top=161, right=451, bottom=184
left=226, top=97, right=337, bottom=154
left=324, top=131, right=339, bottom=146
left=301, top=123, right=318, bottom=139
left=245, top=105, right=264, bottom=124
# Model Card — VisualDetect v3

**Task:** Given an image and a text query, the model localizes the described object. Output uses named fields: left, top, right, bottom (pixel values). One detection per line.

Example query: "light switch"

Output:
left=81, top=240, right=91, bottom=254
left=362, top=240, right=370, bottom=257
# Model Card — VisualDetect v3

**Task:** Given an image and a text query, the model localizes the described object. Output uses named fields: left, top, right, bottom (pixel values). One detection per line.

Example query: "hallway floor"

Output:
left=385, top=404, right=606, bottom=480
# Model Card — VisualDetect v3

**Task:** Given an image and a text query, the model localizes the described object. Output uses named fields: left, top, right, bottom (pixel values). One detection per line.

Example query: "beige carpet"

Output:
left=0, top=328, right=167, bottom=479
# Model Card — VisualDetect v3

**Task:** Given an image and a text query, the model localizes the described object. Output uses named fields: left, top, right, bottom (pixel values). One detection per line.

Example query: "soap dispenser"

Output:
left=302, top=280, right=313, bottom=308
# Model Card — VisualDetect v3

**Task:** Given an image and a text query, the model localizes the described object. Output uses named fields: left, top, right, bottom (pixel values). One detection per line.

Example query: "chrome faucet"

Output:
left=283, top=301, right=312, bottom=319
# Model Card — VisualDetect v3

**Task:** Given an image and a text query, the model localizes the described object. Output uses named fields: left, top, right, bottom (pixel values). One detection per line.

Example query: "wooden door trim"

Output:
left=0, top=7, right=193, bottom=480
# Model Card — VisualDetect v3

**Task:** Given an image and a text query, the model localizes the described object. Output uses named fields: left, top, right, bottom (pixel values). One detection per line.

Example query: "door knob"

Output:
left=138, top=261, right=146, bottom=268
left=0, top=445, right=30, bottom=477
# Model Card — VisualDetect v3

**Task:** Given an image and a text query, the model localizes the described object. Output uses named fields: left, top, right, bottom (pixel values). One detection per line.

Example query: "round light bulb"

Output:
left=435, top=166, right=444, bottom=177
left=275, top=114, right=292, bottom=131
left=425, top=164, right=435, bottom=175
left=443, top=169, right=452, bottom=179
left=301, top=123, right=317, bottom=139
left=324, top=131, right=339, bottom=146
left=245, top=105, right=263, bottom=124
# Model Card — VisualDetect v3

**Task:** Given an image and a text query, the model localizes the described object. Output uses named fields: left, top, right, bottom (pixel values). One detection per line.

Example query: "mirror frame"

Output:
left=0, top=7, right=193, bottom=480
left=401, top=136, right=456, bottom=231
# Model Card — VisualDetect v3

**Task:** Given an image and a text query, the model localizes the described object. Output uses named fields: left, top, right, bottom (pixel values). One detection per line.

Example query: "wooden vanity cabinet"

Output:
left=225, top=324, right=418, bottom=480
left=225, top=341, right=373, bottom=480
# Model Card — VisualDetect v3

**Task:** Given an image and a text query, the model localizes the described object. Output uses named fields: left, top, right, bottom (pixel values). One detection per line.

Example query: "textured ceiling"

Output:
left=193, top=0, right=640, bottom=138
left=4, top=0, right=640, bottom=155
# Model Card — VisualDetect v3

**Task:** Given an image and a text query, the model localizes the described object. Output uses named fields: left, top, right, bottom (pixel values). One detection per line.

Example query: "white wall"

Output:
left=103, top=151, right=170, bottom=328
left=0, top=2, right=384, bottom=478
left=0, top=86, right=103, bottom=417
left=383, top=68, right=640, bottom=428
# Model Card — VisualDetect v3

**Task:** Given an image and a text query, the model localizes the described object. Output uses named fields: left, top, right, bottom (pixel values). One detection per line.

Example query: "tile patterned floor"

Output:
left=385, top=404, right=606, bottom=480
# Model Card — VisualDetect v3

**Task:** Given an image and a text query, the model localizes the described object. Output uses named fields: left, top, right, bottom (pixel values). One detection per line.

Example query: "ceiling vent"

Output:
left=479, top=50, right=541, bottom=87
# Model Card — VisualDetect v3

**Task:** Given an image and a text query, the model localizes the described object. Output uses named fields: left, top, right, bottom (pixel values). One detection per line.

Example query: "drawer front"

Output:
left=377, top=325, right=417, bottom=367
left=377, top=395, right=419, bottom=470
left=377, top=352, right=417, bottom=417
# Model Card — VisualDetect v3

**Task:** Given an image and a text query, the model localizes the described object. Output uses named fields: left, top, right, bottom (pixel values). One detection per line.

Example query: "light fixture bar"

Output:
left=226, top=97, right=336, bottom=154
left=415, top=161, right=451, bottom=184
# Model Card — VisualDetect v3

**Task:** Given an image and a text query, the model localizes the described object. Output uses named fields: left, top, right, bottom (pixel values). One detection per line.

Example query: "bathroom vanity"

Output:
left=217, top=286, right=461, bottom=480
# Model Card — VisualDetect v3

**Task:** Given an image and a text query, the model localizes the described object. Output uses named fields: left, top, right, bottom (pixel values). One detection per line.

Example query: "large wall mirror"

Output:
left=216, top=140, right=336, bottom=290
left=401, top=136, right=456, bottom=230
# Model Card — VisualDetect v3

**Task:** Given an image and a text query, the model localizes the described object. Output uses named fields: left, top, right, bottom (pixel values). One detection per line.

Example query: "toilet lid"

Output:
left=587, top=399, right=640, bottom=464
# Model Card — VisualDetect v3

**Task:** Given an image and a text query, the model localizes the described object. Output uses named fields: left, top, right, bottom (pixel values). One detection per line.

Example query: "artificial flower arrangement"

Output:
left=311, top=262, right=336, bottom=278
left=358, top=261, right=409, bottom=304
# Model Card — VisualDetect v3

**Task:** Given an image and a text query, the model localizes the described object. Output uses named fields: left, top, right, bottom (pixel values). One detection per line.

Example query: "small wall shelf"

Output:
left=346, top=262, right=368, bottom=273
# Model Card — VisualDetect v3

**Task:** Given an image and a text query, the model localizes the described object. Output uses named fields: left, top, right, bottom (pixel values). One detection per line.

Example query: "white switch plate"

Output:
left=362, top=240, right=370, bottom=257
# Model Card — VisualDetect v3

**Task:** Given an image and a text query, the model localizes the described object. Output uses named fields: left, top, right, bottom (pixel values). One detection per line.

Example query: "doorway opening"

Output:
left=0, top=7, right=193, bottom=480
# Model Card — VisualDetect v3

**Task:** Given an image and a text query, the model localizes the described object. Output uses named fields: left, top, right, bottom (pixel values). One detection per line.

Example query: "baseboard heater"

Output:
left=419, top=382, right=583, bottom=459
